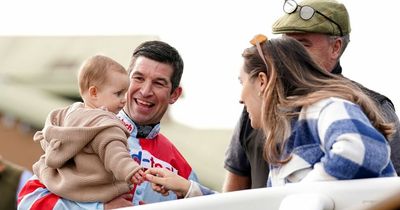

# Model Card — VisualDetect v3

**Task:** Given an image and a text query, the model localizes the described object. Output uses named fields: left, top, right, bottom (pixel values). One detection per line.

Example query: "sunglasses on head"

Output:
left=250, top=34, right=269, bottom=71
left=283, top=0, right=343, bottom=36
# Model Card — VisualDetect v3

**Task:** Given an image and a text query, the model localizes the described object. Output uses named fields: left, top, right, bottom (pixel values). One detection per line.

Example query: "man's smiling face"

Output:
left=125, top=56, right=181, bottom=125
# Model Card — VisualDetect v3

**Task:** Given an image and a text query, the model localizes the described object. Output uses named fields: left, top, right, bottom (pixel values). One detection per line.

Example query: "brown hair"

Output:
left=242, top=37, right=394, bottom=165
left=78, top=55, right=127, bottom=95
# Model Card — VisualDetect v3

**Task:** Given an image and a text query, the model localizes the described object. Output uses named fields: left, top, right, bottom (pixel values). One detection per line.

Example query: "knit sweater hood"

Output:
left=35, top=102, right=129, bottom=168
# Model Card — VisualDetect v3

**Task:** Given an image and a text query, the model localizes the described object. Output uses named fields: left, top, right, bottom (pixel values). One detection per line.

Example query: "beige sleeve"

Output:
left=92, top=127, right=142, bottom=183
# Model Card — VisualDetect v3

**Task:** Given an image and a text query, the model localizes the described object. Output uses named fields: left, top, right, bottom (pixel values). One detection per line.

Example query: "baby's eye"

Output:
left=115, top=91, right=124, bottom=97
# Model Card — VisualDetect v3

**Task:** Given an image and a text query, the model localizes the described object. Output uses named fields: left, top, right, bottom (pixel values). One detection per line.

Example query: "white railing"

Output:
left=118, top=177, right=400, bottom=210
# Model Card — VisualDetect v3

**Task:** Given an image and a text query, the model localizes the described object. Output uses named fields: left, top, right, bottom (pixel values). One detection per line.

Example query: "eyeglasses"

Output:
left=283, top=0, right=343, bottom=37
left=250, top=34, right=269, bottom=71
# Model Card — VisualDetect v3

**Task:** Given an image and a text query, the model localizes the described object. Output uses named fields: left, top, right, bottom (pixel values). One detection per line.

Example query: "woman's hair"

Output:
left=78, top=55, right=127, bottom=95
left=242, top=37, right=394, bottom=165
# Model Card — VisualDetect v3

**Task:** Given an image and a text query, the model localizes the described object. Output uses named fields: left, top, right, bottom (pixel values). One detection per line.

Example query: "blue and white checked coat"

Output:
left=180, top=97, right=397, bottom=198
left=268, top=97, right=397, bottom=187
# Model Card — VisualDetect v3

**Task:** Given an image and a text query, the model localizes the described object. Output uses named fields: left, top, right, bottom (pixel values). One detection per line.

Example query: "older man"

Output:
left=17, top=40, right=198, bottom=210
left=223, top=0, right=400, bottom=191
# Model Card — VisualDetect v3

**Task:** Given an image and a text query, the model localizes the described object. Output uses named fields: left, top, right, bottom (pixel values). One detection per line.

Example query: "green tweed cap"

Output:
left=272, top=0, right=351, bottom=36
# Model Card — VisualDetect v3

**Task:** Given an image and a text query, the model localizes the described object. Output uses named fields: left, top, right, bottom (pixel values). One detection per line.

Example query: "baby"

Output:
left=32, top=55, right=144, bottom=202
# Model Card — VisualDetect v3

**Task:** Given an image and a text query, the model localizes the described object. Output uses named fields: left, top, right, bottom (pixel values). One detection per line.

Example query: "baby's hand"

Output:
left=131, top=168, right=145, bottom=185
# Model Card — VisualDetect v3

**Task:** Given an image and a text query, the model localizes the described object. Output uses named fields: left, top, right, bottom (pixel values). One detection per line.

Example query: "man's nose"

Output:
left=140, top=81, right=153, bottom=97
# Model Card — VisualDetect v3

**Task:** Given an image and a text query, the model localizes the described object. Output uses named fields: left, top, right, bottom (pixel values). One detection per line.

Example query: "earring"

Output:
left=258, top=91, right=262, bottom=97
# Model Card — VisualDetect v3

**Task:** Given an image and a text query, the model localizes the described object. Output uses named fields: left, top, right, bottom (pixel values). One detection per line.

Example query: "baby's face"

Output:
left=96, top=70, right=129, bottom=114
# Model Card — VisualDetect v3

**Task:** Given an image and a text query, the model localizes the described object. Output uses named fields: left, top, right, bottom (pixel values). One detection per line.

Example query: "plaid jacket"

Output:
left=267, top=97, right=396, bottom=187
left=185, top=97, right=397, bottom=198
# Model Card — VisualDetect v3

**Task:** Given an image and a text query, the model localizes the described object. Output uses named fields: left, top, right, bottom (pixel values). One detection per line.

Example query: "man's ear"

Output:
left=331, top=38, right=343, bottom=60
left=169, top=86, right=182, bottom=104
left=88, top=86, right=98, bottom=98
left=258, top=72, right=268, bottom=93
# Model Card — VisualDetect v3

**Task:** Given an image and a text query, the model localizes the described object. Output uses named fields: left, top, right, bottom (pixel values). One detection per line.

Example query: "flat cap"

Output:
left=272, top=0, right=350, bottom=36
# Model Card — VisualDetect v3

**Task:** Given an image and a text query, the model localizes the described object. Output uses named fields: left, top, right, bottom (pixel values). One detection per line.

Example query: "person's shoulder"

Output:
left=306, top=97, right=342, bottom=112
left=74, top=106, right=117, bottom=120
left=350, top=80, right=395, bottom=110
left=312, top=97, right=359, bottom=109
left=155, top=133, right=187, bottom=155
left=303, top=97, right=357, bottom=121
left=155, top=133, right=173, bottom=146
left=48, top=103, right=77, bottom=116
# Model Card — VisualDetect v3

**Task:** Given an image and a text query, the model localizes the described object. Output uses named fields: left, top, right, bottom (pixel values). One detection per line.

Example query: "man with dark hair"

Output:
left=17, top=40, right=198, bottom=209
left=223, top=0, right=400, bottom=191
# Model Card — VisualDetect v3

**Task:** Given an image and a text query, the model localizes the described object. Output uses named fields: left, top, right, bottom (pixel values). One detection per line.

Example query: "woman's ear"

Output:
left=88, top=86, right=98, bottom=98
left=258, top=72, right=268, bottom=93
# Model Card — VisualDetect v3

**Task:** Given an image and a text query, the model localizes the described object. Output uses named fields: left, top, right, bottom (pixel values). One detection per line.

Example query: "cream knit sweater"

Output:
left=33, top=102, right=142, bottom=202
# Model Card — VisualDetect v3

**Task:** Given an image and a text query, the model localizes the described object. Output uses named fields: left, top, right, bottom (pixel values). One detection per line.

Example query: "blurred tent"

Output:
left=0, top=36, right=232, bottom=191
